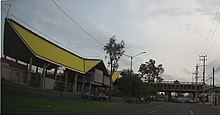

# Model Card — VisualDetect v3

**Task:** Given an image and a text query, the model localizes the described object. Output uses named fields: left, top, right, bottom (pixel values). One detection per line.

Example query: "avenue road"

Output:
left=4, top=102, right=220, bottom=115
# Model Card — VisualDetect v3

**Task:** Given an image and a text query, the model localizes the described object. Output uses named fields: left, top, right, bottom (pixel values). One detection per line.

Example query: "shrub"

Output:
left=124, top=97, right=135, bottom=103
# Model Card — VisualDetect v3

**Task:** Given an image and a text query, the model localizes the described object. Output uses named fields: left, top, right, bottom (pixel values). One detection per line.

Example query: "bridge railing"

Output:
left=149, top=81, right=206, bottom=92
left=158, top=81, right=203, bottom=85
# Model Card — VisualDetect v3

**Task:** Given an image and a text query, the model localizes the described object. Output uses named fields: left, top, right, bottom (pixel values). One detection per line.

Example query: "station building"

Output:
left=1, top=18, right=121, bottom=94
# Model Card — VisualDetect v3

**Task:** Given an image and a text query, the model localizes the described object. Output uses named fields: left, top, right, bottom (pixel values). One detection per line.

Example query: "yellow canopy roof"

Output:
left=9, top=20, right=100, bottom=74
left=111, top=71, right=122, bottom=82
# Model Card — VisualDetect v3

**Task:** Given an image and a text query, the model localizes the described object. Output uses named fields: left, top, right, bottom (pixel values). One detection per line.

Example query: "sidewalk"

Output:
left=210, top=105, right=220, bottom=110
left=199, top=102, right=220, bottom=110
left=209, top=103, right=220, bottom=110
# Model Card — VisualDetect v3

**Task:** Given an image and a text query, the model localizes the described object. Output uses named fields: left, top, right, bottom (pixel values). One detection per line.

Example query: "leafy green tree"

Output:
left=116, top=69, right=143, bottom=97
left=103, top=35, right=125, bottom=101
left=139, top=59, right=164, bottom=82
left=115, top=69, right=162, bottom=103
left=104, top=35, right=125, bottom=71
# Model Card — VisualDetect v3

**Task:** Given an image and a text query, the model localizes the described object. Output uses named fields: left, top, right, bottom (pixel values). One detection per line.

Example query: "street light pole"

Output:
left=123, top=51, right=146, bottom=96
left=124, top=51, right=146, bottom=73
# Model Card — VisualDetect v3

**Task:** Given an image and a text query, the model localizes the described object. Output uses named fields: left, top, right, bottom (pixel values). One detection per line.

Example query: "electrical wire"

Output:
left=51, top=0, right=105, bottom=46
left=205, top=18, right=220, bottom=54
left=52, top=0, right=141, bottom=65
left=8, top=15, right=86, bottom=57
left=206, top=30, right=220, bottom=54
left=201, top=1, right=220, bottom=54
left=205, top=65, right=220, bottom=82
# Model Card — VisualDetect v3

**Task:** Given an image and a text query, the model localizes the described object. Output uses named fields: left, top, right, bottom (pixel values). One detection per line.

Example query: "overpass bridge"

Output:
left=149, top=81, right=208, bottom=101
left=150, top=81, right=205, bottom=92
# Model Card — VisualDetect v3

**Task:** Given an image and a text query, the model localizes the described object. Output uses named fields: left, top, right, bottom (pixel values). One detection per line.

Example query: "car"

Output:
left=174, top=97, right=188, bottom=103
left=94, top=93, right=108, bottom=101
left=81, top=91, right=95, bottom=100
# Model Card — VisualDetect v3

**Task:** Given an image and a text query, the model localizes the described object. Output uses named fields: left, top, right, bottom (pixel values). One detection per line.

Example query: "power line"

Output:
left=52, top=0, right=132, bottom=71
left=8, top=15, right=86, bottom=57
left=205, top=18, right=220, bottom=54
left=51, top=0, right=105, bottom=46
left=52, top=0, right=136, bottom=62
left=206, top=29, right=220, bottom=54
left=201, top=1, right=220, bottom=54
left=205, top=65, right=220, bottom=82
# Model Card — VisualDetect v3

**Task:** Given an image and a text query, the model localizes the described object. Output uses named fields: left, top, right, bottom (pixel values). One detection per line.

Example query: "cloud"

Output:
left=195, top=0, right=220, bottom=15
left=1, top=0, right=220, bottom=84
left=182, top=68, right=192, bottom=75
left=162, top=74, right=177, bottom=81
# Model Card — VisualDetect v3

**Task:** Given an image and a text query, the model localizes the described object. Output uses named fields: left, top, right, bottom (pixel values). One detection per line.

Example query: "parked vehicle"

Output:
left=81, top=91, right=95, bottom=100
left=94, top=93, right=108, bottom=101
left=174, top=97, right=188, bottom=103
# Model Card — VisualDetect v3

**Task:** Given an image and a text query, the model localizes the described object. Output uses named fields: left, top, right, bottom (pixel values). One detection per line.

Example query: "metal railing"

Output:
left=159, top=81, right=203, bottom=85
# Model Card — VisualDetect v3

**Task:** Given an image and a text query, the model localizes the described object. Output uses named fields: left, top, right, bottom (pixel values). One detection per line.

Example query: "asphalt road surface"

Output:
left=4, top=102, right=220, bottom=115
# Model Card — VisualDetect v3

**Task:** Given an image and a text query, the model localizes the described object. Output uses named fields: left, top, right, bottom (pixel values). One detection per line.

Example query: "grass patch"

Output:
left=2, top=95, right=129, bottom=111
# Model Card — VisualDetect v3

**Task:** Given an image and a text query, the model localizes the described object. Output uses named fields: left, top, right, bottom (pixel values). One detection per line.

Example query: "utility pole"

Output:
left=213, top=67, right=216, bottom=106
left=199, top=55, right=207, bottom=104
left=195, top=64, right=199, bottom=103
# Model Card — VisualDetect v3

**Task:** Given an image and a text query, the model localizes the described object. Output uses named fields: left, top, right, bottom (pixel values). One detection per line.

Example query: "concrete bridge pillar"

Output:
left=165, top=91, right=171, bottom=102
left=192, top=92, right=195, bottom=98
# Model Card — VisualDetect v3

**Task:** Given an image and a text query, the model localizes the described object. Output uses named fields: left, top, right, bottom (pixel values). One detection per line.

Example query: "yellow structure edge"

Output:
left=9, top=19, right=100, bottom=74
left=111, top=71, right=122, bottom=82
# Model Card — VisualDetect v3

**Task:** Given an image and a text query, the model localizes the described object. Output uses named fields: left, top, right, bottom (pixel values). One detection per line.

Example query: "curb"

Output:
left=210, top=105, right=220, bottom=110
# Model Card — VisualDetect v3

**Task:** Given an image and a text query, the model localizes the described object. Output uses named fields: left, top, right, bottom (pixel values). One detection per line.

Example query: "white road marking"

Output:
left=190, top=110, right=194, bottom=115
left=148, top=109, right=159, bottom=114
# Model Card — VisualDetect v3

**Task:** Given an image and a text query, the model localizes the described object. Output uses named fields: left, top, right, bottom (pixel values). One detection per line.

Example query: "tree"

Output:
left=139, top=59, right=164, bottom=83
left=115, top=69, right=162, bottom=103
left=103, top=35, right=125, bottom=101
left=115, top=69, right=143, bottom=97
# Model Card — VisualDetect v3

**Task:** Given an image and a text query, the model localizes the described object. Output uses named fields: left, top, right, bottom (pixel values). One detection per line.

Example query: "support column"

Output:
left=81, top=75, right=85, bottom=92
left=44, top=69, right=47, bottom=89
left=166, top=91, right=171, bottom=102
left=27, top=57, right=32, bottom=85
left=41, top=64, right=46, bottom=89
left=89, top=77, right=92, bottom=91
left=74, top=73, right=78, bottom=93
left=35, top=66, right=38, bottom=86
left=53, top=67, right=58, bottom=89
left=193, top=92, right=195, bottom=98
left=41, top=64, right=50, bottom=89
left=65, top=71, right=68, bottom=91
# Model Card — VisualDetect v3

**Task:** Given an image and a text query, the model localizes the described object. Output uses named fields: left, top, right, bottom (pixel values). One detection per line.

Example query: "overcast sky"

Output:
left=1, top=0, right=220, bottom=85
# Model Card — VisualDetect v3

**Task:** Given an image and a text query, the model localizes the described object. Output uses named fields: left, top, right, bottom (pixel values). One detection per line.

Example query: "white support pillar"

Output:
left=44, top=69, right=48, bottom=89
left=65, top=71, right=68, bottom=91
left=41, top=64, right=50, bottom=89
left=27, top=57, right=32, bottom=85
left=42, top=65, right=46, bottom=89
left=54, top=67, right=58, bottom=89
left=35, top=66, right=38, bottom=85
